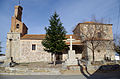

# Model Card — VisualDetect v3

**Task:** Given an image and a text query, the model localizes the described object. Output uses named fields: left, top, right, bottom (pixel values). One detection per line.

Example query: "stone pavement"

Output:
left=0, top=62, right=95, bottom=75
left=0, top=62, right=120, bottom=77
left=0, top=62, right=62, bottom=75
left=0, top=72, right=120, bottom=79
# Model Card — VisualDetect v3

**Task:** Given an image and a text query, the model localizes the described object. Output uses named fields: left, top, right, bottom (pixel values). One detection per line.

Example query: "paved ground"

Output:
left=0, top=74, right=120, bottom=79
left=0, top=70, right=120, bottom=79
left=14, top=62, right=62, bottom=68
left=0, top=62, right=120, bottom=79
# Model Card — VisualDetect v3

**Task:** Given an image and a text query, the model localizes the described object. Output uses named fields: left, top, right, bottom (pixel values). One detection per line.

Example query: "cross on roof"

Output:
left=67, top=36, right=75, bottom=50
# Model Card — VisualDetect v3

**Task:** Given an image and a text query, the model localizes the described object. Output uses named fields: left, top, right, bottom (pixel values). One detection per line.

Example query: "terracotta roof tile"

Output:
left=84, top=38, right=113, bottom=41
left=21, top=34, right=46, bottom=40
left=84, top=21, right=95, bottom=23
left=21, top=34, right=83, bottom=45
left=65, top=34, right=75, bottom=39
left=21, top=34, right=76, bottom=40
left=66, top=41, right=82, bottom=45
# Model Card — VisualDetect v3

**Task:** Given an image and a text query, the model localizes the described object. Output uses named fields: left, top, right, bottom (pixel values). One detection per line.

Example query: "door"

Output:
left=56, top=52, right=62, bottom=61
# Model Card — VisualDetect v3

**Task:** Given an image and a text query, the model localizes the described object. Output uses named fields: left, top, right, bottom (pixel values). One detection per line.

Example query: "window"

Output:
left=97, top=50, right=100, bottom=52
left=32, top=44, right=36, bottom=50
left=97, top=32, right=102, bottom=38
left=16, top=24, right=19, bottom=29
left=96, top=25, right=100, bottom=30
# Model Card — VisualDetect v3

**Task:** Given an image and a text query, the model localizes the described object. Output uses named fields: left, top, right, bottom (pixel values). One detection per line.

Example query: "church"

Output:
left=6, top=5, right=115, bottom=63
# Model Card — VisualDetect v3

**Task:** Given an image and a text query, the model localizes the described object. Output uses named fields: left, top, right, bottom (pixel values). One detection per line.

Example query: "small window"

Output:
left=16, top=24, right=19, bottom=29
left=97, top=32, right=102, bottom=38
left=97, top=50, right=100, bottom=52
left=32, top=44, right=36, bottom=50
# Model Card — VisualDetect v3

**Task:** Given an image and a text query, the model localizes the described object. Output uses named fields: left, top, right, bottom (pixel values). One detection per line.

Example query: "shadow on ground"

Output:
left=79, top=64, right=120, bottom=79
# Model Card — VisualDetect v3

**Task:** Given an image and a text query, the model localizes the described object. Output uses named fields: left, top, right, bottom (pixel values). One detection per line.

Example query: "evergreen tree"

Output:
left=42, top=12, right=67, bottom=65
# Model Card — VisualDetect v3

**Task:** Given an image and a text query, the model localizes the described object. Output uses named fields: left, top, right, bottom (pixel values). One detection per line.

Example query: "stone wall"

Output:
left=19, top=40, right=51, bottom=63
left=62, top=54, right=82, bottom=61
left=86, top=40, right=115, bottom=61
left=62, top=54, right=67, bottom=61
left=76, top=54, right=82, bottom=59
left=73, top=23, right=113, bottom=41
left=6, top=32, right=21, bottom=63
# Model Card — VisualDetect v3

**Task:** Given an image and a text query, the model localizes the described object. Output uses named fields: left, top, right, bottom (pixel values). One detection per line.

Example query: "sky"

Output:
left=0, top=0, right=120, bottom=54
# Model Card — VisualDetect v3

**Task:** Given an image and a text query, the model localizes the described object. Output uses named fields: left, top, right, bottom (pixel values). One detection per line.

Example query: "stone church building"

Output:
left=6, top=5, right=115, bottom=63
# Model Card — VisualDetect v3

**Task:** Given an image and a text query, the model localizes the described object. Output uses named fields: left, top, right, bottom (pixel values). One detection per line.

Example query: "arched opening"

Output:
left=16, top=24, right=19, bottom=29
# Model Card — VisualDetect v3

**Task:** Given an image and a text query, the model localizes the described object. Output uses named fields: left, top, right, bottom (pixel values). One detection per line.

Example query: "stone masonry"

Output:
left=5, top=5, right=115, bottom=64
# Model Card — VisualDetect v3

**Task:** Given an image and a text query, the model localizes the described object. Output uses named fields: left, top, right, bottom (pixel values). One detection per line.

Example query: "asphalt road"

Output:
left=0, top=75, right=120, bottom=79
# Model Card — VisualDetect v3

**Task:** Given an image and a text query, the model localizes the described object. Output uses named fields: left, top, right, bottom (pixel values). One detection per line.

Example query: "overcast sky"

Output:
left=0, top=0, right=119, bottom=54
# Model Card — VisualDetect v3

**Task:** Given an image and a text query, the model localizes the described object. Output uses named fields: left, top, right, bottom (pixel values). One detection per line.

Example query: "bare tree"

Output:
left=80, top=20, right=113, bottom=62
left=114, top=36, right=120, bottom=55
left=114, top=45, right=120, bottom=55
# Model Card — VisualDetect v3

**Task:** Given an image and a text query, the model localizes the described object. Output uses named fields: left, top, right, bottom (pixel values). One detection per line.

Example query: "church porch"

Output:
left=62, top=41, right=84, bottom=61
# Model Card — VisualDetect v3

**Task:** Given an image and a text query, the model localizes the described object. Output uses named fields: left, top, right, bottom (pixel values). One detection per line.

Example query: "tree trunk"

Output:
left=91, top=42, right=95, bottom=62
left=93, top=50, right=95, bottom=62
left=53, top=53, right=56, bottom=65
left=51, top=53, right=53, bottom=63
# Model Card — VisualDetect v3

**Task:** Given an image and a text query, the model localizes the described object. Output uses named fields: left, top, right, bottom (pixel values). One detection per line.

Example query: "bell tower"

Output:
left=10, top=5, right=28, bottom=36
left=6, top=5, right=28, bottom=64
left=14, top=6, right=23, bottom=21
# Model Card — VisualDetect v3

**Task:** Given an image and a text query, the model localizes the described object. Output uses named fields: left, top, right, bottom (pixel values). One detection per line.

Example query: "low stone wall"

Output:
left=67, top=65, right=80, bottom=70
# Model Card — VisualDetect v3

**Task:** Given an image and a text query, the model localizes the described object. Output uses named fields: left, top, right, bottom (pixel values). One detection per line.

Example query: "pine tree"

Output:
left=42, top=12, right=67, bottom=65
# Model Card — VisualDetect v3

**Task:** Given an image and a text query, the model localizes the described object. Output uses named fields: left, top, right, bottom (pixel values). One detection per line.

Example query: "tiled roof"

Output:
left=21, top=34, right=83, bottom=45
left=83, top=21, right=95, bottom=23
left=84, top=38, right=113, bottom=41
left=21, top=34, right=46, bottom=40
left=66, top=41, right=82, bottom=45
left=66, top=34, right=75, bottom=39
left=21, top=34, right=111, bottom=45
left=21, top=34, right=75, bottom=40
